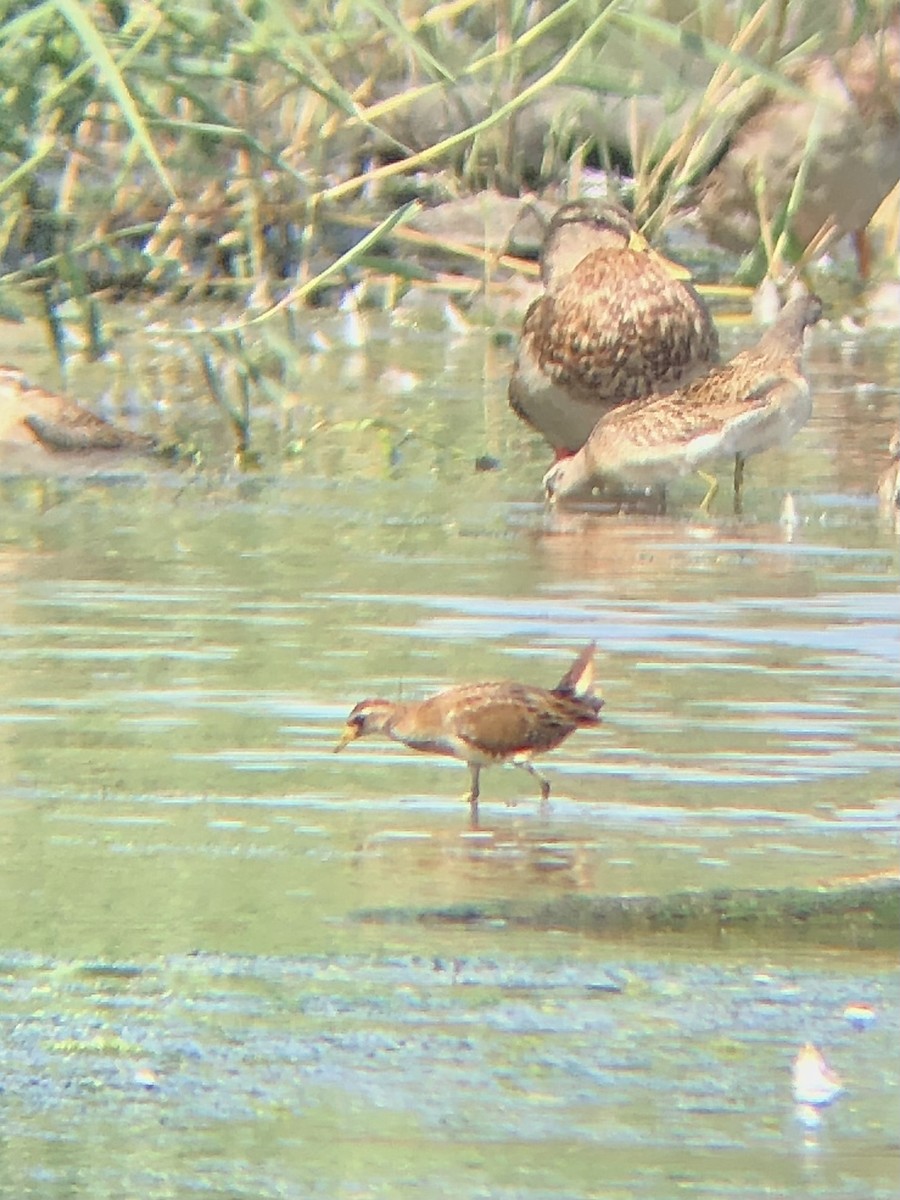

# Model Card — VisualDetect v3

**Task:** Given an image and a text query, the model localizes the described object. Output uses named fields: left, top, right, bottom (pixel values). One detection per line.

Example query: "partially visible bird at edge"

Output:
left=877, top=427, right=900, bottom=511
left=508, top=201, right=720, bottom=458
left=0, top=364, right=159, bottom=455
left=697, top=18, right=900, bottom=281
left=544, top=293, right=823, bottom=513
left=334, top=643, right=603, bottom=827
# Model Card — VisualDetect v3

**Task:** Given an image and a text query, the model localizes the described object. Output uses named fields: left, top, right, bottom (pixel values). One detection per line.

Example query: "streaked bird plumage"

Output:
left=544, top=293, right=823, bottom=510
left=509, top=201, right=719, bottom=455
left=698, top=21, right=900, bottom=279
left=0, top=364, right=158, bottom=455
left=335, top=643, right=603, bottom=824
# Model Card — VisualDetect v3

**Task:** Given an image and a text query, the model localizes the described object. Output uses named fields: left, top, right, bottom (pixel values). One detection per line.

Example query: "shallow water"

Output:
left=0, top=311, right=898, bottom=1197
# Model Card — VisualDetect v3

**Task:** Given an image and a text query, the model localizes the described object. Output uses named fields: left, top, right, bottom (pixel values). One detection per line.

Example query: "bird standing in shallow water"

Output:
left=508, top=201, right=719, bottom=457
left=0, top=365, right=158, bottom=455
left=543, top=293, right=823, bottom=512
left=335, top=643, right=603, bottom=826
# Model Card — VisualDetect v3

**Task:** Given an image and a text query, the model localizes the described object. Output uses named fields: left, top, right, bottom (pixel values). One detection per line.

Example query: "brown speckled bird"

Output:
left=334, top=643, right=603, bottom=825
left=698, top=20, right=900, bottom=278
left=0, top=365, right=158, bottom=455
left=509, top=201, right=719, bottom=456
left=544, top=293, right=823, bottom=511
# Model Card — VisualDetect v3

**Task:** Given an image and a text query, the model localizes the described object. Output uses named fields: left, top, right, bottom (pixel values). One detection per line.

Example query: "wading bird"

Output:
left=543, top=293, right=823, bottom=512
left=335, top=643, right=603, bottom=825
left=509, top=201, right=719, bottom=458
left=0, top=365, right=158, bottom=456
left=698, top=20, right=900, bottom=280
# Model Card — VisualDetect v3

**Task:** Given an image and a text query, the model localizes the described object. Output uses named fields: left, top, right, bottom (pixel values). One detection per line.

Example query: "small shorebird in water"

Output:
left=0, top=364, right=158, bottom=455
left=543, top=293, right=823, bottom=513
left=335, top=643, right=603, bottom=826
left=509, top=201, right=719, bottom=457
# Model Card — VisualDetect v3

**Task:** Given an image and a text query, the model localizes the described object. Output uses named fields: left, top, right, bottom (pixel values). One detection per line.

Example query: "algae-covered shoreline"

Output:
left=355, top=875, right=900, bottom=950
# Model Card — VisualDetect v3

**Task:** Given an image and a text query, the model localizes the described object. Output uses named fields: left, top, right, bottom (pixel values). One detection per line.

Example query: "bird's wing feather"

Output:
left=24, top=408, right=155, bottom=452
left=533, top=251, right=717, bottom=400
left=452, top=684, right=598, bottom=757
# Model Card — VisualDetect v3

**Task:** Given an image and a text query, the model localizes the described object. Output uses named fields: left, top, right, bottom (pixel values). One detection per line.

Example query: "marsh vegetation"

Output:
left=1, top=0, right=898, bottom=458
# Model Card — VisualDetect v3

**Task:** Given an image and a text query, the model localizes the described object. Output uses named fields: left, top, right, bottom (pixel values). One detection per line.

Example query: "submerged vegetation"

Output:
left=1, top=0, right=898, bottom=457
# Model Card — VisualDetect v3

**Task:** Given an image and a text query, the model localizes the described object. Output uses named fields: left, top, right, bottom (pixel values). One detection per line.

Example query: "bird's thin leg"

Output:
left=697, top=470, right=719, bottom=513
left=853, top=228, right=871, bottom=281
left=733, top=453, right=745, bottom=515
left=466, top=764, right=481, bottom=828
left=514, top=760, right=551, bottom=805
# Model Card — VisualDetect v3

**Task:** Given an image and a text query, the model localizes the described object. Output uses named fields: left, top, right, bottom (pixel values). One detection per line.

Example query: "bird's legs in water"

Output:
left=466, top=764, right=481, bottom=828
left=697, top=457, right=745, bottom=515
left=514, top=760, right=552, bottom=813
left=733, top=453, right=745, bottom=515
left=853, top=229, right=871, bottom=282
left=467, top=760, right=553, bottom=827
left=697, top=470, right=719, bottom=513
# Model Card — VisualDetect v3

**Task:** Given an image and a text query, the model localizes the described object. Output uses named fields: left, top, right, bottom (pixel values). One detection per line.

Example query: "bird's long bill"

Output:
left=334, top=724, right=359, bottom=752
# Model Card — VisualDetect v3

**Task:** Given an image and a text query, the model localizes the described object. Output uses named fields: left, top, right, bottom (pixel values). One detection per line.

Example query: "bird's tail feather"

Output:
left=554, top=642, right=603, bottom=712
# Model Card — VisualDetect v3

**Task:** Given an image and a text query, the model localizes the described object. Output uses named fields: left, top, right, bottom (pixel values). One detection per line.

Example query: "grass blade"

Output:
left=51, top=0, right=177, bottom=199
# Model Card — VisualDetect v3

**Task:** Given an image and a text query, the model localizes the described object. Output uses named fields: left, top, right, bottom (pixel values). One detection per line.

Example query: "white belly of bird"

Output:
left=400, top=730, right=509, bottom=767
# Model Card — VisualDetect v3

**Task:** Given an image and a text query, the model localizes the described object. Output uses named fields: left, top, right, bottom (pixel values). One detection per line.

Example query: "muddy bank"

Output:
left=355, top=877, right=900, bottom=950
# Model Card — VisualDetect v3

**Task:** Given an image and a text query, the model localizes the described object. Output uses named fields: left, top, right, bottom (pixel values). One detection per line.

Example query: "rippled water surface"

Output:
left=1, top=313, right=898, bottom=1198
